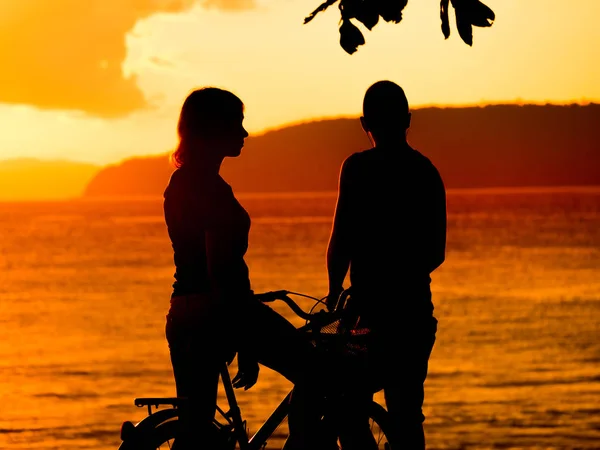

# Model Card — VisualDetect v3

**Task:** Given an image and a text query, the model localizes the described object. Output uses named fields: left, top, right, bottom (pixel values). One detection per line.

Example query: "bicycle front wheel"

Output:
left=364, top=400, right=394, bottom=450
left=285, top=400, right=394, bottom=450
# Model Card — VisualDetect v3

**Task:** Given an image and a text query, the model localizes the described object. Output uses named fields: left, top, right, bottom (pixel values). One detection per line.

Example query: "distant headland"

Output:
left=83, top=103, right=600, bottom=197
left=1, top=103, right=598, bottom=201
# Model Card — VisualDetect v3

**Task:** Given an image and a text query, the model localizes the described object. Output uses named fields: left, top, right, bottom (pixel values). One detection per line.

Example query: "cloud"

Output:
left=0, top=0, right=254, bottom=117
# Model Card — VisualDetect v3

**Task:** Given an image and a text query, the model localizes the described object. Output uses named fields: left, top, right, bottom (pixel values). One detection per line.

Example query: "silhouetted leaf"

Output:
left=304, top=0, right=339, bottom=24
left=354, top=1, right=380, bottom=30
left=455, top=9, right=473, bottom=45
left=440, top=0, right=450, bottom=39
left=303, top=0, right=496, bottom=53
left=376, top=0, right=408, bottom=23
left=451, top=0, right=494, bottom=45
left=340, top=0, right=360, bottom=19
left=467, top=0, right=495, bottom=27
left=339, top=19, right=366, bottom=54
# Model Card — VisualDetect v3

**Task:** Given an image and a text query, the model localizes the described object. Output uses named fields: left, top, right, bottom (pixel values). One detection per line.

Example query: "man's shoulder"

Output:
left=343, top=146, right=442, bottom=177
left=347, top=148, right=374, bottom=160
left=409, top=148, right=443, bottom=174
left=349, top=146, right=436, bottom=166
left=343, top=148, right=376, bottom=167
left=408, top=147, right=431, bottom=163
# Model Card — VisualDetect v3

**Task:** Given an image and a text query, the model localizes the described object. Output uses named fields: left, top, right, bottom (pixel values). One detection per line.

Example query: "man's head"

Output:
left=360, top=80, right=411, bottom=144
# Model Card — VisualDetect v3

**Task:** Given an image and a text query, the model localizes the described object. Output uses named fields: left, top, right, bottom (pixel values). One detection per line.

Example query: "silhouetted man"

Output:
left=326, top=80, right=446, bottom=449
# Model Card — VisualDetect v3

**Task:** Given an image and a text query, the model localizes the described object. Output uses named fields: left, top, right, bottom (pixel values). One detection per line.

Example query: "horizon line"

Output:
left=1, top=185, right=599, bottom=203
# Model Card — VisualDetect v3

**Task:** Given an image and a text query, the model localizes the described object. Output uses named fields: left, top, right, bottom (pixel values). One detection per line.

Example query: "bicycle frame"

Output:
left=219, top=362, right=292, bottom=450
left=217, top=289, right=347, bottom=450
left=219, top=289, right=349, bottom=450
left=120, top=290, right=358, bottom=449
left=126, top=362, right=294, bottom=450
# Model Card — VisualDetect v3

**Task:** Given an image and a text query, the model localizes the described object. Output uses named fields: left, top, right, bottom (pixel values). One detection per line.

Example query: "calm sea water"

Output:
left=0, top=187, right=599, bottom=450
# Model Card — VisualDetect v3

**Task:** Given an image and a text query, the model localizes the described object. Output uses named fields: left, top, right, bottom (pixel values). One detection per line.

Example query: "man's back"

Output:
left=340, top=145, right=446, bottom=313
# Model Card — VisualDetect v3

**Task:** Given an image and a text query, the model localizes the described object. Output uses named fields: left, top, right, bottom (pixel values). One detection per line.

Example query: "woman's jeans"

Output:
left=165, top=294, right=326, bottom=450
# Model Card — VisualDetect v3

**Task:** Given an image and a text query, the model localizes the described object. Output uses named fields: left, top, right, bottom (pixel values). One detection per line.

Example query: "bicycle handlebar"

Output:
left=255, top=290, right=314, bottom=320
left=255, top=288, right=351, bottom=324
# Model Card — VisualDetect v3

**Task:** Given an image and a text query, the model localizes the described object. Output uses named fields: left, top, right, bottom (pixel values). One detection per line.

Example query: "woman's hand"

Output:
left=232, top=352, right=259, bottom=390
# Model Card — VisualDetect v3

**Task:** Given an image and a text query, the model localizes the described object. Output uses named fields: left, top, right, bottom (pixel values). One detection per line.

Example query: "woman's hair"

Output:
left=170, top=87, right=244, bottom=168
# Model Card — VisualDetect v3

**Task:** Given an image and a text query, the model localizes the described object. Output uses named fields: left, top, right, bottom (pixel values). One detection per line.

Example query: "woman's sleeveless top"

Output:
left=163, top=167, right=251, bottom=298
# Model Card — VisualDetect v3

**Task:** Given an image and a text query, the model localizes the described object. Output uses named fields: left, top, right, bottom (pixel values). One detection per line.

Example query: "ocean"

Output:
left=0, top=187, right=598, bottom=450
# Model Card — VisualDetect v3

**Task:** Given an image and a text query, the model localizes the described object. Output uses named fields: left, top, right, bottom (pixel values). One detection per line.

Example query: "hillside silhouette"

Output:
left=84, top=103, right=600, bottom=197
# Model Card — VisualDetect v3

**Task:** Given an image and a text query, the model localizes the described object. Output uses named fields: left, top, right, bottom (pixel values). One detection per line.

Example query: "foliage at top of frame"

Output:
left=304, top=0, right=496, bottom=54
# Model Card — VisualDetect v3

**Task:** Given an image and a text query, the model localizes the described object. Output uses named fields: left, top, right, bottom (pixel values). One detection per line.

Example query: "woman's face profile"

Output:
left=219, top=110, right=248, bottom=158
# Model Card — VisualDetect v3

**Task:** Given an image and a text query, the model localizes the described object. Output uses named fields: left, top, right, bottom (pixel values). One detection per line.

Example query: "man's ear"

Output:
left=360, top=116, right=368, bottom=133
left=406, top=112, right=412, bottom=129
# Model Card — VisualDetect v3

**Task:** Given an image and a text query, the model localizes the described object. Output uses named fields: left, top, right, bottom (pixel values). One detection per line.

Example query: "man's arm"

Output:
left=326, top=157, right=353, bottom=309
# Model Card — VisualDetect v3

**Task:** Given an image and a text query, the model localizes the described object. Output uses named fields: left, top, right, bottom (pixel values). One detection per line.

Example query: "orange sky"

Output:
left=0, top=0, right=599, bottom=165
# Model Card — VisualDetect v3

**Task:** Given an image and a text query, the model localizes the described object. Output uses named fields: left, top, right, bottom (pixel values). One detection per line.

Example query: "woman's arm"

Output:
left=205, top=225, right=258, bottom=389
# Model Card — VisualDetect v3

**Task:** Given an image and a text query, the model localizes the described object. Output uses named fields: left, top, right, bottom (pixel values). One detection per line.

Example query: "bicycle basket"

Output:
left=305, top=309, right=384, bottom=393
left=305, top=311, right=371, bottom=361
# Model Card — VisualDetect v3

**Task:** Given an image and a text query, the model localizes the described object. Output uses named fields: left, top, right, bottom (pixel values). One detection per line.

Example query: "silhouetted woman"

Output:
left=163, top=87, right=325, bottom=450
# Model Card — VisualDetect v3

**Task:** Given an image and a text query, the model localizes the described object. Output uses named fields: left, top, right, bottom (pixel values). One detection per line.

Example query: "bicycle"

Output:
left=117, top=289, right=394, bottom=450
